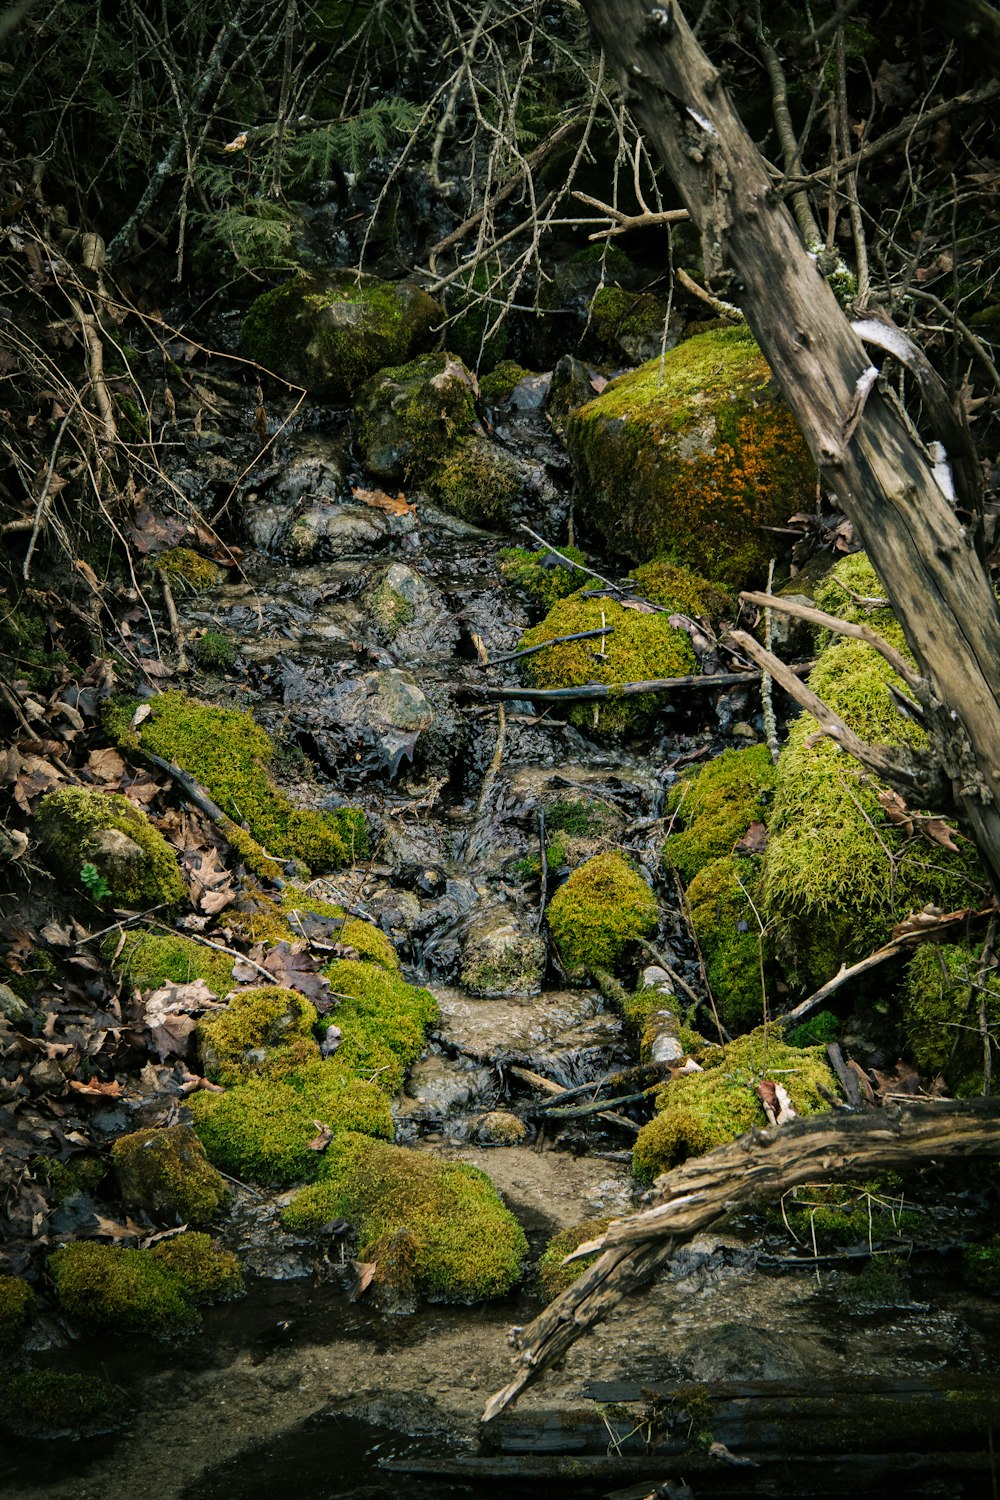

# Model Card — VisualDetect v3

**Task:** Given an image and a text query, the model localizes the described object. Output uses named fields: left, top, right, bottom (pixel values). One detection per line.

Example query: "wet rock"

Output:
left=354, top=352, right=479, bottom=481
left=460, top=911, right=546, bottom=997
left=566, top=325, right=816, bottom=584
left=397, top=1054, right=496, bottom=1121
left=364, top=562, right=459, bottom=659
left=241, top=271, right=443, bottom=398
left=474, top=1111, right=527, bottom=1145
left=0, top=984, right=30, bottom=1024
left=435, top=986, right=623, bottom=1086
left=547, top=355, right=603, bottom=425
left=305, top=667, right=435, bottom=778
left=284, top=497, right=418, bottom=560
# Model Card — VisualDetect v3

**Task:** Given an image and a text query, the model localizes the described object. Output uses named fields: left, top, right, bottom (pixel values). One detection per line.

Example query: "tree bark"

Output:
left=576, top=0, right=1000, bottom=883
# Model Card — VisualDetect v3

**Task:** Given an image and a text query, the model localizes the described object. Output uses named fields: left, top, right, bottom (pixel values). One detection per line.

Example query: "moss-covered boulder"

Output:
left=49, top=1241, right=198, bottom=1337
left=0, top=1371, right=133, bottom=1440
left=197, top=986, right=320, bottom=1086
left=565, top=325, right=815, bottom=585
left=35, top=787, right=186, bottom=910
left=188, top=1061, right=393, bottom=1185
left=630, top=559, right=733, bottom=622
left=518, top=589, right=696, bottom=735
left=633, top=1028, right=837, bottom=1181
left=498, top=543, right=589, bottom=615
left=225, top=887, right=400, bottom=970
left=686, top=855, right=766, bottom=1034
left=321, top=959, right=438, bottom=1095
left=104, top=691, right=367, bottom=878
left=0, top=1276, right=34, bottom=1348
left=282, top=1133, right=527, bottom=1302
left=537, top=1215, right=615, bottom=1299
left=107, top=930, right=235, bottom=996
left=111, top=1124, right=229, bottom=1225
left=429, top=432, right=524, bottom=528
left=354, top=352, right=478, bottom=481
left=460, top=916, right=546, bottom=997
left=664, top=745, right=777, bottom=883
left=585, top=284, right=676, bottom=366
left=903, top=942, right=1000, bottom=1094
left=241, top=271, right=443, bottom=398
left=148, top=1232, right=243, bottom=1303
left=547, top=852, right=657, bottom=976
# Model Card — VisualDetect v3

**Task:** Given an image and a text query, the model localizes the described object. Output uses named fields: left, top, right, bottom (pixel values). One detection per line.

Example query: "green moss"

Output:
left=104, top=691, right=368, bottom=877
left=630, top=559, right=734, bottom=622
left=321, top=960, right=438, bottom=1092
left=587, top=285, right=669, bottom=360
left=188, top=1062, right=393, bottom=1185
left=963, top=1237, right=1000, bottom=1293
left=35, top=787, right=187, bottom=910
left=633, top=1027, right=837, bottom=1180
left=779, top=1179, right=917, bottom=1250
left=787, top=1009, right=841, bottom=1048
left=355, top=351, right=478, bottom=483
left=149, top=1232, right=243, bottom=1302
left=282, top=1133, right=527, bottom=1302
left=367, top=577, right=415, bottom=638
left=152, top=548, right=225, bottom=591
left=430, top=434, right=522, bottom=528
left=760, top=638, right=985, bottom=987
left=49, top=1241, right=200, bottom=1337
left=686, top=855, right=766, bottom=1035
left=519, top=589, right=696, bottom=734
left=446, top=263, right=512, bottom=370
left=107, top=931, right=235, bottom=996
left=32, top=1155, right=106, bottom=1203
left=111, top=1124, right=229, bottom=1225
left=498, top=544, right=589, bottom=614
left=281, top=890, right=400, bottom=969
left=479, top=361, right=530, bottom=404
left=194, top=631, right=236, bottom=671
left=537, top=1215, right=614, bottom=1298
left=197, top=986, right=320, bottom=1086
left=0, top=603, right=68, bottom=690
left=547, top=852, right=658, bottom=975
left=813, top=552, right=900, bottom=647
left=903, top=943, right=1000, bottom=1094
left=565, top=326, right=815, bottom=585
left=0, top=1276, right=34, bottom=1347
left=665, top=745, right=777, bottom=882
left=0, top=1371, right=133, bottom=1440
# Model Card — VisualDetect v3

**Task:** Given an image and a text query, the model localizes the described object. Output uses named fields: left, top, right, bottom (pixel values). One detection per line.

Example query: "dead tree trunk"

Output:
left=576, top=0, right=1000, bottom=882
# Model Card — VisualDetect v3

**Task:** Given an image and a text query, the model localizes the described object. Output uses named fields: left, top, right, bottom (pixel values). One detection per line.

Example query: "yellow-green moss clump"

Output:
left=104, top=690, right=367, bottom=878
left=565, top=326, right=815, bottom=585
left=0, top=1276, right=34, bottom=1347
left=188, top=1061, right=392, bottom=1185
left=112, top=1124, right=229, bottom=1225
left=152, top=548, right=225, bottom=591
left=519, top=590, right=695, bottom=735
left=49, top=1235, right=241, bottom=1338
left=537, top=1215, right=614, bottom=1299
left=498, top=544, right=589, bottom=615
left=241, top=270, right=442, bottom=398
left=107, top=930, right=235, bottom=996
left=282, top=1133, right=527, bottom=1302
left=813, top=552, right=899, bottom=645
left=903, top=943, right=1000, bottom=1094
left=760, top=636, right=984, bottom=987
left=321, top=960, right=438, bottom=1095
left=430, top=434, right=522, bottom=528
left=194, top=631, right=236, bottom=672
left=478, top=360, right=530, bottom=404
left=354, top=352, right=478, bottom=482
left=687, top=856, right=766, bottom=1035
left=0, top=1371, right=133, bottom=1440
left=633, top=1028, right=837, bottom=1181
left=547, top=852, right=657, bottom=975
left=665, top=745, right=777, bottom=883
left=35, top=787, right=187, bottom=910
left=197, top=986, right=320, bottom=1086
left=630, top=559, right=733, bottom=622
left=225, top=887, right=400, bottom=970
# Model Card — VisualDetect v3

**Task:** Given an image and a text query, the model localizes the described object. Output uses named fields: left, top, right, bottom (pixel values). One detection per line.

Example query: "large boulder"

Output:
left=354, top=352, right=479, bottom=481
left=241, top=271, right=443, bottom=398
left=565, top=325, right=816, bottom=586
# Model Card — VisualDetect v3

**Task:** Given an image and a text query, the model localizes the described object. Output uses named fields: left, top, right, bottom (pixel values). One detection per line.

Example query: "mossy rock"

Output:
left=777, top=1178, right=917, bottom=1252
left=321, top=959, right=438, bottom=1094
left=479, top=360, right=531, bottom=404
left=107, top=930, right=235, bottom=996
left=35, top=787, right=186, bottom=910
left=365, top=565, right=417, bottom=640
left=686, top=855, right=767, bottom=1035
left=282, top=1133, right=527, bottom=1302
left=49, top=1241, right=200, bottom=1337
left=354, top=351, right=478, bottom=482
left=32, top=1155, right=105, bottom=1204
left=104, top=691, right=367, bottom=878
left=152, top=547, right=225, bottom=591
left=565, top=326, right=816, bottom=585
left=665, top=745, right=777, bottom=883
left=537, top=1215, right=615, bottom=1299
left=226, top=887, right=400, bottom=970
left=197, top=986, right=321, bottom=1086
left=148, top=1232, right=243, bottom=1302
left=0, top=1276, right=34, bottom=1348
left=444, top=262, right=513, bottom=370
left=241, top=270, right=443, bottom=398
left=903, top=943, right=1000, bottom=1094
left=460, top=918, right=546, bottom=997
left=518, top=589, right=696, bottom=735
left=0, top=1371, right=134, bottom=1440
left=194, top=631, right=236, bottom=672
left=498, top=544, right=589, bottom=615
left=188, top=1061, right=393, bottom=1185
left=111, top=1124, right=229, bottom=1225
left=428, top=432, right=523, bottom=528
left=760, top=637, right=985, bottom=987
left=547, top=852, right=657, bottom=976
left=585, top=284, right=675, bottom=365
left=633, top=1028, right=837, bottom=1181
left=630, top=559, right=734, bottom=623
left=813, top=552, right=900, bottom=647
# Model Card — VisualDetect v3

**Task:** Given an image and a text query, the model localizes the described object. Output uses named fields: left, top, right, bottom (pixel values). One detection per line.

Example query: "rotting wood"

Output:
left=578, top=0, right=1000, bottom=885
left=481, top=1098, right=1000, bottom=1421
left=464, top=665, right=809, bottom=704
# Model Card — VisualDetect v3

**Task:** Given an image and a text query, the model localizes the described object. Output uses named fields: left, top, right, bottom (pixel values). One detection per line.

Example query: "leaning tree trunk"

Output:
left=577, top=0, right=1000, bottom=880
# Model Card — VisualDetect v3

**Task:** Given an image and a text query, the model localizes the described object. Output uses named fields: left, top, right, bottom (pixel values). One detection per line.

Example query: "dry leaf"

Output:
left=74, top=559, right=102, bottom=592
left=87, top=747, right=126, bottom=782
left=139, top=658, right=174, bottom=679
left=68, top=1078, right=122, bottom=1097
left=736, top=821, right=769, bottom=856
left=131, top=703, right=152, bottom=730
left=307, top=1121, right=334, bottom=1152
left=351, top=485, right=414, bottom=516
left=350, top=1261, right=377, bottom=1301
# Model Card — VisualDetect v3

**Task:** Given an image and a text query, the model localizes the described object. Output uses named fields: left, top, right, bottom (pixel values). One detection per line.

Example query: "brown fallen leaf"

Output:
left=68, top=1078, right=122, bottom=1097
left=351, top=485, right=415, bottom=516
left=307, top=1121, right=334, bottom=1152
left=87, top=747, right=126, bottom=782
left=735, top=821, right=769, bottom=856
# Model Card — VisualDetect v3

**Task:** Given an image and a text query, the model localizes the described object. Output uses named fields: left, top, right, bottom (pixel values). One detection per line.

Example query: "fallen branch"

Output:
left=738, top=590, right=924, bottom=694
left=516, top=525, right=624, bottom=593
left=463, top=667, right=798, bottom=704
left=482, top=1097, right=1000, bottom=1421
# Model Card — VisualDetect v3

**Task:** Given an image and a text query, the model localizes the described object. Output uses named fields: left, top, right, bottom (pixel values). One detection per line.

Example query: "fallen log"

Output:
left=482, top=1097, right=1000, bottom=1421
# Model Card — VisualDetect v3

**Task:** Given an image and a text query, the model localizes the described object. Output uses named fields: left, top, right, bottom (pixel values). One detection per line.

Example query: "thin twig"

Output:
left=489, top=626, right=617, bottom=665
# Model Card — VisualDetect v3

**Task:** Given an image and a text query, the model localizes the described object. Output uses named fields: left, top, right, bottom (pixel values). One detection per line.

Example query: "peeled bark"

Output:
left=577, top=0, right=1000, bottom=882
